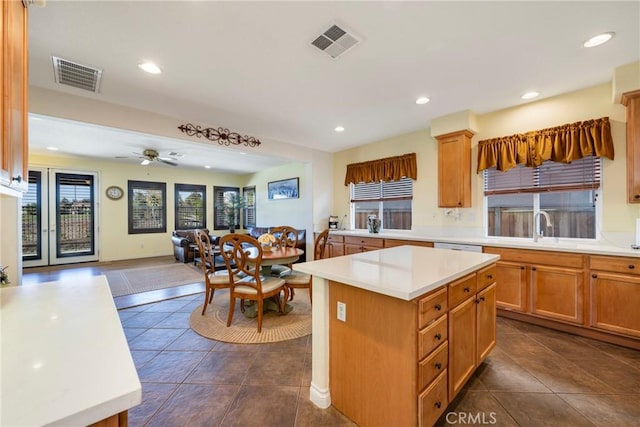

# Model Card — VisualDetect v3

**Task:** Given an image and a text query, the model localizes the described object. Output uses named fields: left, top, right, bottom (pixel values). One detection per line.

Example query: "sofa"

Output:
left=246, top=226, right=307, bottom=263
left=171, top=229, right=220, bottom=263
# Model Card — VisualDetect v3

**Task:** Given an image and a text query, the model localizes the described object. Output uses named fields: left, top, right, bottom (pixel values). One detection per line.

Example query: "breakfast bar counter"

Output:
left=295, top=245, right=500, bottom=427
left=0, top=276, right=141, bottom=426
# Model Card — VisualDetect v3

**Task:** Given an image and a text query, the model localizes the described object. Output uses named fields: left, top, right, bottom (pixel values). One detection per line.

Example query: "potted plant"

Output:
left=224, top=193, right=245, bottom=233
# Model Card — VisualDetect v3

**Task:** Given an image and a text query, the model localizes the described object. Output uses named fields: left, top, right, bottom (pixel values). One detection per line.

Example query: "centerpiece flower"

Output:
left=257, top=233, right=276, bottom=251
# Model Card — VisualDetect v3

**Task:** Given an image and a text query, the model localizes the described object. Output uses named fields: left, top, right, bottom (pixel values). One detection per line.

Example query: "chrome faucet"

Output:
left=533, top=210, right=554, bottom=242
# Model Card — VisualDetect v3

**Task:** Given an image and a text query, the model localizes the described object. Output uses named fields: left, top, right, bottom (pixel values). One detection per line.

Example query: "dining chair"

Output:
left=269, top=225, right=299, bottom=275
left=281, top=229, right=329, bottom=304
left=194, top=229, right=231, bottom=315
left=219, top=233, right=289, bottom=333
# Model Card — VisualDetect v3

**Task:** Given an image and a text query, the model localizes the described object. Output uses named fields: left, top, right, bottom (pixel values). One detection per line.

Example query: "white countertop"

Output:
left=294, top=246, right=499, bottom=300
left=329, top=230, right=640, bottom=257
left=0, top=276, right=141, bottom=426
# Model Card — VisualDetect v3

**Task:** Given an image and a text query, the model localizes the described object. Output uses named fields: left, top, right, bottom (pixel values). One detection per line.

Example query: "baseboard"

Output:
left=309, top=382, right=331, bottom=409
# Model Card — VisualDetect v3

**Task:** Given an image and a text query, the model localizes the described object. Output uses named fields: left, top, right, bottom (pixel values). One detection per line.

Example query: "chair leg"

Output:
left=281, top=288, right=290, bottom=313
left=201, top=287, right=210, bottom=315
left=288, top=288, right=296, bottom=301
left=209, top=288, right=215, bottom=303
left=257, top=299, right=264, bottom=333
left=227, top=296, right=236, bottom=327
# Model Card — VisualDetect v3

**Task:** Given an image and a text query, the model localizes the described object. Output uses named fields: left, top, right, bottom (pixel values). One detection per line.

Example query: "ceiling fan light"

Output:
left=138, top=62, right=162, bottom=74
left=141, top=159, right=151, bottom=165
left=583, top=32, right=615, bottom=48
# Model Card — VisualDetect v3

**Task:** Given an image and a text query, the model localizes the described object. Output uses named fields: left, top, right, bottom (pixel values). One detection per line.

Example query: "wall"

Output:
left=0, top=194, right=21, bottom=285
left=333, top=82, right=640, bottom=242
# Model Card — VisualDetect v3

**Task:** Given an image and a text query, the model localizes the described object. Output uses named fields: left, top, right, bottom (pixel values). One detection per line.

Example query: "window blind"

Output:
left=484, top=156, right=601, bottom=195
left=351, top=177, right=413, bottom=201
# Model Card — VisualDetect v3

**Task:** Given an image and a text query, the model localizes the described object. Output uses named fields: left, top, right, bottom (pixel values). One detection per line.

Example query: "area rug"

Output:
left=189, top=289, right=311, bottom=343
left=105, top=263, right=203, bottom=297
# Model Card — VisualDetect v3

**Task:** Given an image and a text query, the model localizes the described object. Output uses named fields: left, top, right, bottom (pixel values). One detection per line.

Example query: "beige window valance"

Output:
left=476, top=117, right=614, bottom=173
left=344, top=153, right=417, bottom=185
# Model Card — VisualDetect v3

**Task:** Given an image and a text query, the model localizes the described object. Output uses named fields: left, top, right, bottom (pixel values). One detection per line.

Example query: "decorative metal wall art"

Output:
left=178, top=123, right=261, bottom=147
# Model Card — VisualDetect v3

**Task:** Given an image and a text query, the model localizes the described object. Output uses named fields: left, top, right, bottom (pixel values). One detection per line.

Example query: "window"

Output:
left=213, top=186, right=240, bottom=230
left=350, top=177, right=413, bottom=230
left=174, top=183, right=206, bottom=230
left=128, top=180, right=166, bottom=234
left=243, top=186, right=256, bottom=228
left=485, top=157, right=600, bottom=239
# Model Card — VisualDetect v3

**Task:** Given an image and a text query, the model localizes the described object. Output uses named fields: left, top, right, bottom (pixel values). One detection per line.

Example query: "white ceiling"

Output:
left=27, top=1, right=640, bottom=173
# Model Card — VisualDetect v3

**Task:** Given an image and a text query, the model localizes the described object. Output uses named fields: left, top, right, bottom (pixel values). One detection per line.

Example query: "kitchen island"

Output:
left=294, top=245, right=500, bottom=427
left=0, top=276, right=141, bottom=426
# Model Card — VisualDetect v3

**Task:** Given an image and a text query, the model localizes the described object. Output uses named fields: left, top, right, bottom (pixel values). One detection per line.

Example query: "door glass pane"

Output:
left=56, top=173, right=95, bottom=257
left=382, top=200, right=411, bottom=230
left=22, top=171, right=42, bottom=260
left=354, top=201, right=379, bottom=229
left=487, top=194, right=533, bottom=237
left=540, top=190, right=595, bottom=238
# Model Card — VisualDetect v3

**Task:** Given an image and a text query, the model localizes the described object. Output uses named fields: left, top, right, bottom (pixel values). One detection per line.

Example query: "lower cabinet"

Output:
left=531, top=264, right=584, bottom=324
left=493, top=261, right=527, bottom=312
left=329, top=263, right=497, bottom=427
left=325, top=234, right=344, bottom=258
left=344, top=236, right=384, bottom=254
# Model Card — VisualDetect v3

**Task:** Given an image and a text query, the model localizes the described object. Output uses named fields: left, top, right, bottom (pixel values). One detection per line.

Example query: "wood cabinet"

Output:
left=436, top=130, right=473, bottom=208
left=325, top=234, right=344, bottom=258
left=1, top=0, right=28, bottom=192
left=484, top=247, right=586, bottom=325
left=622, top=90, right=640, bottom=203
left=590, top=255, right=640, bottom=338
left=329, top=262, right=497, bottom=427
left=447, top=271, right=497, bottom=401
left=344, top=235, right=383, bottom=254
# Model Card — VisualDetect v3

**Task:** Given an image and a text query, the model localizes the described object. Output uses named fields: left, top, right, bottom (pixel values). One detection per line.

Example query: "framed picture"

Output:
left=268, top=177, right=299, bottom=200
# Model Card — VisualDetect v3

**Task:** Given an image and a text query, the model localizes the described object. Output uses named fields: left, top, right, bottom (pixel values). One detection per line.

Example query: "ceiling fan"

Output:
left=116, top=149, right=178, bottom=166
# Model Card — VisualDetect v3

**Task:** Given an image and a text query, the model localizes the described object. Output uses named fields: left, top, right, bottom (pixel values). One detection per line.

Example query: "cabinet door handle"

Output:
left=629, top=265, right=635, bottom=270
left=12, top=175, right=22, bottom=183
left=435, top=362, right=442, bottom=370
left=520, top=266, right=525, bottom=270
left=435, top=401, right=442, bottom=409
left=477, top=296, right=485, bottom=302
left=592, top=274, right=597, bottom=278
left=634, top=194, right=640, bottom=199
left=463, top=287, right=470, bottom=293
left=532, top=267, right=537, bottom=271
left=435, top=304, right=442, bottom=311
left=435, top=333, right=442, bottom=340
left=487, top=274, right=493, bottom=279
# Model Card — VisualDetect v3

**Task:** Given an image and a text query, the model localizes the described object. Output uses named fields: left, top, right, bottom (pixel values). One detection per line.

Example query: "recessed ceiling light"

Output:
left=204, top=165, right=211, bottom=169
left=138, top=62, right=162, bottom=74
left=415, top=97, right=430, bottom=105
left=335, top=126, right=345, bottom=132
left=583, top=32, right=615, bottom=48
left=521, top=91, right=540, bottom=100
left=46, top=146, right=59, bottom=151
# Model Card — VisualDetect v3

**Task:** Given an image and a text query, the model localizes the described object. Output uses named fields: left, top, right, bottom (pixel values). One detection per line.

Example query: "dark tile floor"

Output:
left=22, top=261, right=640, bottom=426
left=118, top=291, right=640, bottom=427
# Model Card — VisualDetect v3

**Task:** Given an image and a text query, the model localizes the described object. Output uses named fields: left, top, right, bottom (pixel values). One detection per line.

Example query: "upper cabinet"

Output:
left=437, top=130, right=473, bottom=208
left=622, top=90, right=640, bottom=203
left=1, top=0, right=28, bottom=192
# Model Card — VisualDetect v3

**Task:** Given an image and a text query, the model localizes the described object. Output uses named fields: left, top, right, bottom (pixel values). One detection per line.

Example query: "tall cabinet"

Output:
left=622, top=90, right=640, bottom=203
left=1, top=0, right=28, bottom=192
left=436, top=130, right=473, bottom=208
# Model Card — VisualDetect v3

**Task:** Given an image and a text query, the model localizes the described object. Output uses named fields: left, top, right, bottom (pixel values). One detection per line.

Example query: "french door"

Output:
left=22, top=168, right=99, bottom=266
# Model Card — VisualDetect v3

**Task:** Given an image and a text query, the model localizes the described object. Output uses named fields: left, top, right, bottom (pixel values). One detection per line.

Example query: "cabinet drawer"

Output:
left=449, top=274, right=476, bottom=308
left=590, top=255, right=640, bottom=275
left=477, top=264, right=497, bottom=290
left=484, top=247, right=585, bottom=269
left=418, top=370, right=448, bottom=427
left=418, top=287, right=448, bottom=329
left=384, top=239, right=433, bottom=248
left=418, top=342, right=448, bottom=392
left=344, top=236, right=384, bottom=247
left=418, top=314, right=448, bottom=360
left=326, top=234, right=344, bottom=243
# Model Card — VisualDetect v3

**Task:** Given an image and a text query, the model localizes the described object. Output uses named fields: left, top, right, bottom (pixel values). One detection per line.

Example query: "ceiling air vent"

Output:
left=311, top=24, right=360, bottom=59
left=52, top=56, right=103, bottom=93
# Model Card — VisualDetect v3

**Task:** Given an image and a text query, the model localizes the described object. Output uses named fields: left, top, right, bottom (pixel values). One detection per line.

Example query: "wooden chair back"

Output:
left=271, top=226, right=298, bottom=249
left=219, top=233, right=263, bottom=290
left=314, top=229, right=329, bottom=260
left=194, top=229, right=214, bottom=273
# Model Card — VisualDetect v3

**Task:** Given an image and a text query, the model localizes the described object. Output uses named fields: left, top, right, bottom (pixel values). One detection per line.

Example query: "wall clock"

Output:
left=105, top=185, right=124, bottom=200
